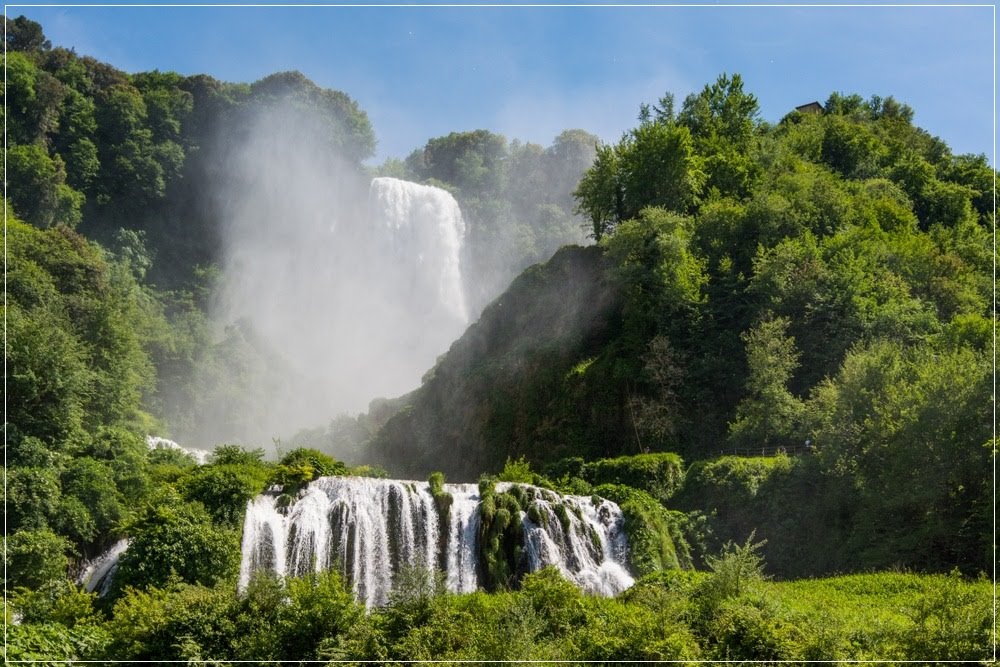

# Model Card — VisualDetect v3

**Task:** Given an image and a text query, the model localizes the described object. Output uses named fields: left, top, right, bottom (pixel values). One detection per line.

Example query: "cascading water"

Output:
left=445, top=484, right=481, bottom=594
left=203, top=175, right=472, bottom=446
left=146, top=435, right=210, bottom=465
left=78, top=539, right=130, bottom=596
left=239, top=477, right=442, bottom=608
left=238, top=477, right=634, bottom=607
left=517, top=488, right=634, bottom=596
left=367, top=177, right=469, bottom=326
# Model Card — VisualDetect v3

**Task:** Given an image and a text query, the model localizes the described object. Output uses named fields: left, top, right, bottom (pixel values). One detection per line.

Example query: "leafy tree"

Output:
left=7, top=467, right=62, bottom=533
left=574, top=141, right=623, bottom=240
left=576, top=122, right=703, bottom=240
left=246, top=70, right=375, bottom=161
left=274, top=447, right=347, bottom=488
left=6, top=529, right=73, bottom=590
left=278, top=571, right=364, bottom=661
left=679, top=72, right=761, bottom=197
left=6, top=144, right=83, bottom=228
left=107, top=582, right=236, bottom=661
left=112, top=495, right=240, bottom=594
left=728, top=316, right=804, bottom=449
left=3, top=16, right=51, bottom=52
left=57, top=457, right=126, bottom=545
left=805, top=342, right=990, bottom=572
left=182, top=463, right=271, bottom=527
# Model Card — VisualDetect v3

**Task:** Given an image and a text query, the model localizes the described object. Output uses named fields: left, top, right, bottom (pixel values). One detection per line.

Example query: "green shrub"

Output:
left=705, top=593, right=802, bottom=661
left=476, top=481, right=527, bottom=591
left=6, top=529, right=72, bottom=591
left=900, top=570, right=992, bottom=661
left=582, top=452, right=685, bottom=504
left=592, top=484, right=689, bottom=575
left=111, top=495, right=240, bottom=596
left=107, top=583, right=237, bottom=660
left=497, top=456, right=534, bottom=483
left=181, top=463, right=271, bottom=527
left=428, top=471, right=453, bottom=525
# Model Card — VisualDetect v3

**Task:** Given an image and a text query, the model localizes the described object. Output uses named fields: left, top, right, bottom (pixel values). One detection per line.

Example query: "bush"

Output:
left=900, top=570, right=992, bottom=661
left=705, top=593, right=802, bottom=660
left=428, top=471, right=453, bottom=525
left=279, top=571, right=364, bottom=661
left=582, top=452, right=685, bottom=504
left=592, top=484, right=690, bottom=575
left=107, top=583, right=236, bottom=661
left=181, top=463, right=271, bottom=527
left=7, top=529, right=72, bottom=591
left=111, top=495, right=239, bottom=595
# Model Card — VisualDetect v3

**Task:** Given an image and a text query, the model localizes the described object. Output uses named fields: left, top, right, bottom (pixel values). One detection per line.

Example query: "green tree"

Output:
left=6, top=144, right=83, bottom=228
left=3, top=15, right=51, bottom=52
left=112, top=495, right=240, bottom=594
left=679, top=72, right=761, bottom=197
left=574, top=141, right=623, bottom=240
left=806, top=342, right=990, bottom=572
left=7, top=529, right=72, bottom=590
left=182, top=463, right=271, bottom=527
left=58, top=457, right=126, bottom=545
left=278, top=571, right=364, bottom=661
left=728, top=316, right=804, bottom=449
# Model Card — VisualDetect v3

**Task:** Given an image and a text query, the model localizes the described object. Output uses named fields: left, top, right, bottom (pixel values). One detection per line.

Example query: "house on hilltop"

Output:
left=795, top=101, right=823, bottom=114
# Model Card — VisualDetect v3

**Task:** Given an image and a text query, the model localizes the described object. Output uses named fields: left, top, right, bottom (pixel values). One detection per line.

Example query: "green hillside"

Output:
left=4, top=16, right=994, bottom=663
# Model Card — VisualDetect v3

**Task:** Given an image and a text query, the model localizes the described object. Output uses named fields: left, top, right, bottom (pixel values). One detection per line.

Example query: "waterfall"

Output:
left=445, top=484, right=481, bottom=594
left=146, top=435, right=210, bottom=465
left=518, top=489, right=634, bottom=597
left=368, top=177, right=468, bottom=326
left=202, top=172, right=472, bottom=445
left=239, top=477, right=442, bottom=608
left=78, top=539, right=130, bottom=596
left=238, top=477, right=634, bottom=607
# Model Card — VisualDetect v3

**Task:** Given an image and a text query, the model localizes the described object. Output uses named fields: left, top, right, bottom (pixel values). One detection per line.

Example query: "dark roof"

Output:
left=795, top=101, right=823, bottom=114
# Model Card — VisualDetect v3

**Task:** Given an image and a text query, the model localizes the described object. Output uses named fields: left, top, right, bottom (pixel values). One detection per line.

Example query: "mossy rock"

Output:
left=593, top=484, right=691, bottom=576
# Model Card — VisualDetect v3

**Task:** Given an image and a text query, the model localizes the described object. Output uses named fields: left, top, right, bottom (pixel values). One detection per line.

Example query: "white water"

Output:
left=146, top=435, right=210, bottom=465
left=368, top=177, right=468, bottom=326
left=78, top=539, right=130, bottom=596
left=519, top=489, right=634, bottom=597
left=445, top=484, right=481, bottom=594
left=239, top=477, right=634, bottom=607
left=205, top=175, right=471, bottom=446
left=239, top=477, right=442, bottom=608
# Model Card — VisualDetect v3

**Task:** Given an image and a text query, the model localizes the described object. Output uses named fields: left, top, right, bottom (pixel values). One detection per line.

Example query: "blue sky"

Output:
left=10, top=3, right=995, bottom=164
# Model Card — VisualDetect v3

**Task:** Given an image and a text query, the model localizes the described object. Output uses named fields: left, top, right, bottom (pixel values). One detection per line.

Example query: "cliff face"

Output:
left=369, top=244, right=624, bottom=480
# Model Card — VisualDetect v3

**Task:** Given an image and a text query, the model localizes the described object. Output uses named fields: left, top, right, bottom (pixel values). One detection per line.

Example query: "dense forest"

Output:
left=5, top=16, right=994, bottom=663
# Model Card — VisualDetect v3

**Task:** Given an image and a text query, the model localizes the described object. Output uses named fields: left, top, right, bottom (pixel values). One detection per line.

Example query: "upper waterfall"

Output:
left=202, top=173, right=473, bottom=446
left=367, top=177, right=469, bottom=326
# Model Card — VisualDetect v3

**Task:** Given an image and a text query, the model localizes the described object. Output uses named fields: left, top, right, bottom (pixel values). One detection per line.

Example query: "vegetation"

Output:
left=6, top=15, right=992, bottom=662
left=370, top=73, right=992, bottom=578
left=7, top=567, right=991, bottom=662
left=395, top=127, right=599, bottom=312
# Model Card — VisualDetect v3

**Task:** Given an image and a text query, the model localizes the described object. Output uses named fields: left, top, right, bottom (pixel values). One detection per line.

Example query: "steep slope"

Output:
left=369, top=245, right=625, bottom=479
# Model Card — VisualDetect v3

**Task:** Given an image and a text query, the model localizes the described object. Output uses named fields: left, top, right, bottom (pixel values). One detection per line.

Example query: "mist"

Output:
left=171, top=91, right=598, bottom=457
left=193, top=103, right=469, bottom=451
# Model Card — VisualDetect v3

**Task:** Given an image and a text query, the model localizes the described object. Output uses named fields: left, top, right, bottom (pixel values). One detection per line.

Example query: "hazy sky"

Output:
left=12, top=3, right=995, bottom=163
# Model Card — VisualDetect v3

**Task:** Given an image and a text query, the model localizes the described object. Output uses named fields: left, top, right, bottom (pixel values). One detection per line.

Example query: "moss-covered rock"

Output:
left=593, top=484, right=691, bottom=576
left=476, top=479, right=534, bottom=591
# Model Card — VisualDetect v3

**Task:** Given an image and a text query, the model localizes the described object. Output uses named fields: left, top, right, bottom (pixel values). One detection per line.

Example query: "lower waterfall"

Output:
left=78, top=539, right=130, bottom=596
left=239, top=477, right=634, bottom=607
